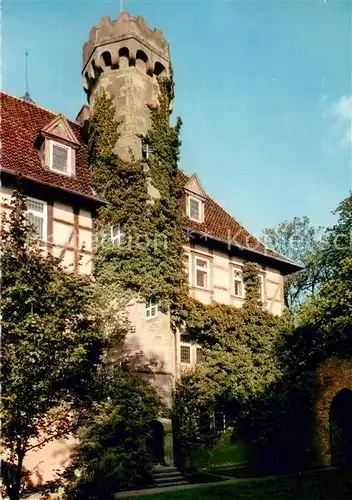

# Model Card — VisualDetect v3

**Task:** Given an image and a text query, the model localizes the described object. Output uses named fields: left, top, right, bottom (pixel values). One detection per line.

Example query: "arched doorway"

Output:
left=147, top=420, right=165, bottom=465
left=330, top=388, right=352, bottom=466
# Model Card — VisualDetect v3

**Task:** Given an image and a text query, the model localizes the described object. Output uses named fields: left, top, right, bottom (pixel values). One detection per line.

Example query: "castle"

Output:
left=0, top=12, right=300, bottom=483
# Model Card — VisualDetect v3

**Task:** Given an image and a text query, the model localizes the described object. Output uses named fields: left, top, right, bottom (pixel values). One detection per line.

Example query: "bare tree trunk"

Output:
left=7, top=441, right=26, bottom=500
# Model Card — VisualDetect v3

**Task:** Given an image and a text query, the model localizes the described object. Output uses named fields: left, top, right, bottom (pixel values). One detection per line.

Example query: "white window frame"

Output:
left=187, top=195, right=203, bottom=223
left=49, top=140, right=72, bottom=175
left=145, top=300, right=158, bottom=320
left=233, top=268, right=244, bottom=298
left=194, top=256, right=210, bottom=290
left=111, top=224, right=124, bottom=246
left=26, top=197, right=47, bottom=242
left=142, top=142, right=153, bottom=159
left=179, top=340, right=202, bottom=365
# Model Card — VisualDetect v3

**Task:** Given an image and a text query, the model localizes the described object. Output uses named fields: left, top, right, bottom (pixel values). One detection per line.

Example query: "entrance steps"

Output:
left=152, top=465, right=188, bottom=488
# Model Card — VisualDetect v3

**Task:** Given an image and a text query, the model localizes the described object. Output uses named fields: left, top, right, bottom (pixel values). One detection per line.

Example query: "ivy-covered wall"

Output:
left=89, top=78, right=187, bottom=313
left=315, top=357, right=352, bottom=465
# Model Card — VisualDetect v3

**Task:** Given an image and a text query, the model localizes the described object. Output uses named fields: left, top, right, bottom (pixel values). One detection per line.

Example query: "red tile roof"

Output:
left=0, top=92, right=97, bottom=201
left=178, top=170, right=300, bottom=272
left=0, top=92, right=299, bottom=272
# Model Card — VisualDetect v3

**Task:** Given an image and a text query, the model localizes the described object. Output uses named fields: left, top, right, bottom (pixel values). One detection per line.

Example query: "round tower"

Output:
left=82, top=12, right=171, bottom=160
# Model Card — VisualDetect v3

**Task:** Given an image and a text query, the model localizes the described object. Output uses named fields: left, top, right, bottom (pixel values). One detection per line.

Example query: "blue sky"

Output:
left=2, top=0, right=351, bottom=237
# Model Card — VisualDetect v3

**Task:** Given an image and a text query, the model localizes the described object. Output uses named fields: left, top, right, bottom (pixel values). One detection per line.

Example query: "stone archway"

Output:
left=330, top=389, right=352, bottom=466
left=315, top=357, right=352, bottom=465
left=147, top=420, right=165, bottom=465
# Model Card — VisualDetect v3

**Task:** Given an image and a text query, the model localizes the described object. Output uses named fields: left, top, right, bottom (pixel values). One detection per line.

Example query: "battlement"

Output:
left=82, top=12, right=170, bottom=92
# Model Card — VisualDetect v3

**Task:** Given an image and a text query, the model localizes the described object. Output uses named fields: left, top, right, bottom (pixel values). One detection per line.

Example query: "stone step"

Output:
left=151, top=465, right=188, bottom=488
left=155, top=475, right=184, bottom=483
left=152, top=470, right=181, bottom=478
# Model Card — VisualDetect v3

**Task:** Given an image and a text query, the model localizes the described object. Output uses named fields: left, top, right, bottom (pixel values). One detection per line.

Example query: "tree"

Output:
left=0, top=191, right=116, bottom=500
left=262, top=216, right=326, bottom=310
left=174, top=263, right=286, bottom=458
left=238, top=195, right=352, bottom=471
left=319, top=194, right=352, bottom=279
left=187, top=263, right=283, bottom=400
left=63, top=364, right=164, bottom=499
left=172, top=369, right=217, bottom=469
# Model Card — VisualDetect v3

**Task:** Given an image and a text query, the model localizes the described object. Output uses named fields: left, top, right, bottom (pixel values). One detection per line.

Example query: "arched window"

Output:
left=154, top=62, right=166, bottom=76
left=136, top=50, right=148, bottom=63
left=119, top=47, right=129, bottom=69
left=101, top=51, right=112, bottom=68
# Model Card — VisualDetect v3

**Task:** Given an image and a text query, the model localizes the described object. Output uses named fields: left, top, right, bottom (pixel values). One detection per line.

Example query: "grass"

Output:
left=126, top=468, right=352, bottom=500
left=184, top=470, right=229, bottom=484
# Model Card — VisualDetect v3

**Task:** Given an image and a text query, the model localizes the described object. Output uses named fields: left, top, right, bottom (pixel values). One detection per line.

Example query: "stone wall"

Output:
left=82, top=12, right=171, bottom=160
left=314, top=357, right=352, bottom=465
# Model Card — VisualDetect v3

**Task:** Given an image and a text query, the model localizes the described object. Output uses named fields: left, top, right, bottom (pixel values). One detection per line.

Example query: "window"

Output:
left=195, top=257, right=210, bottom=289
left=188, top=196, right=202, bottom=222
left=145, top=300, right=158, bottom=319
left=142, top=142, right=153, bottom=159
left=111, top=225, right=124, bottom=246
left=180, top=345, right=191, bottom=364
left=50, top=141, right=71, bottom=174
left=26, top=198, right=47, bottom=241
left=233, top=268, right=244, bottom=298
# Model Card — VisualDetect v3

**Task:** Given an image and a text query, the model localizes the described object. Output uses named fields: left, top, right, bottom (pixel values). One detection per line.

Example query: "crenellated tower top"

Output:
left=82, top=12, right=170, bottom=96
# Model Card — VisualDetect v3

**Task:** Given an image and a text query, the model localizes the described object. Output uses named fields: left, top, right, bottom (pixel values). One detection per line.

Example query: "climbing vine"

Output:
left=89, top=80, right=286, bottom=404
left=89, top=82, right=187, bottom=311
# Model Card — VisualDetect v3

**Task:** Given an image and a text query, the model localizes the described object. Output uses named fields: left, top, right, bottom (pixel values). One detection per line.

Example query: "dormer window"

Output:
left=187, top=196, right=203, bottom=223
left=50, top=141, right=71, bottom=175
left=189, top=197, right=200, bottom=221
left=184, top=173, right=207, bottom=224
left=40, top=113, right=79, bottom=177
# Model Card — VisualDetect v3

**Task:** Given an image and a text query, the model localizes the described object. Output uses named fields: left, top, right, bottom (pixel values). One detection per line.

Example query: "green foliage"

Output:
left=126, top=468, right=352, bottom=500
left=189, top=429, right=246, bottom=469
left=263, top=216, right=326, bottom=310
left=173, top=264, right=287, bottom=467
left=89, top=84, right=187, bottom=310
left=172, top=369, right=218, bottom=469
left=0, top=191, right=112, bottom=500
left=88, top=83, right=295, bottom=475
left=320, top=193, right=352, bottom=279
left=180, top=264, right=285, bottom=408
left=239, top=195, right=352, bottom=471
left=63, top=364, right=164, bottom=499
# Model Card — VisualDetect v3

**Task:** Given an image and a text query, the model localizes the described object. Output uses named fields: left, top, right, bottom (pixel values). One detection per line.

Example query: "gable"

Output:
left=1, top=92, right=98, bottom=202
left=41, top=114, right=80, bottom=147
left=178, top=170, right=302, bottom=275
left=184, top=173, right=207, bottom=199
